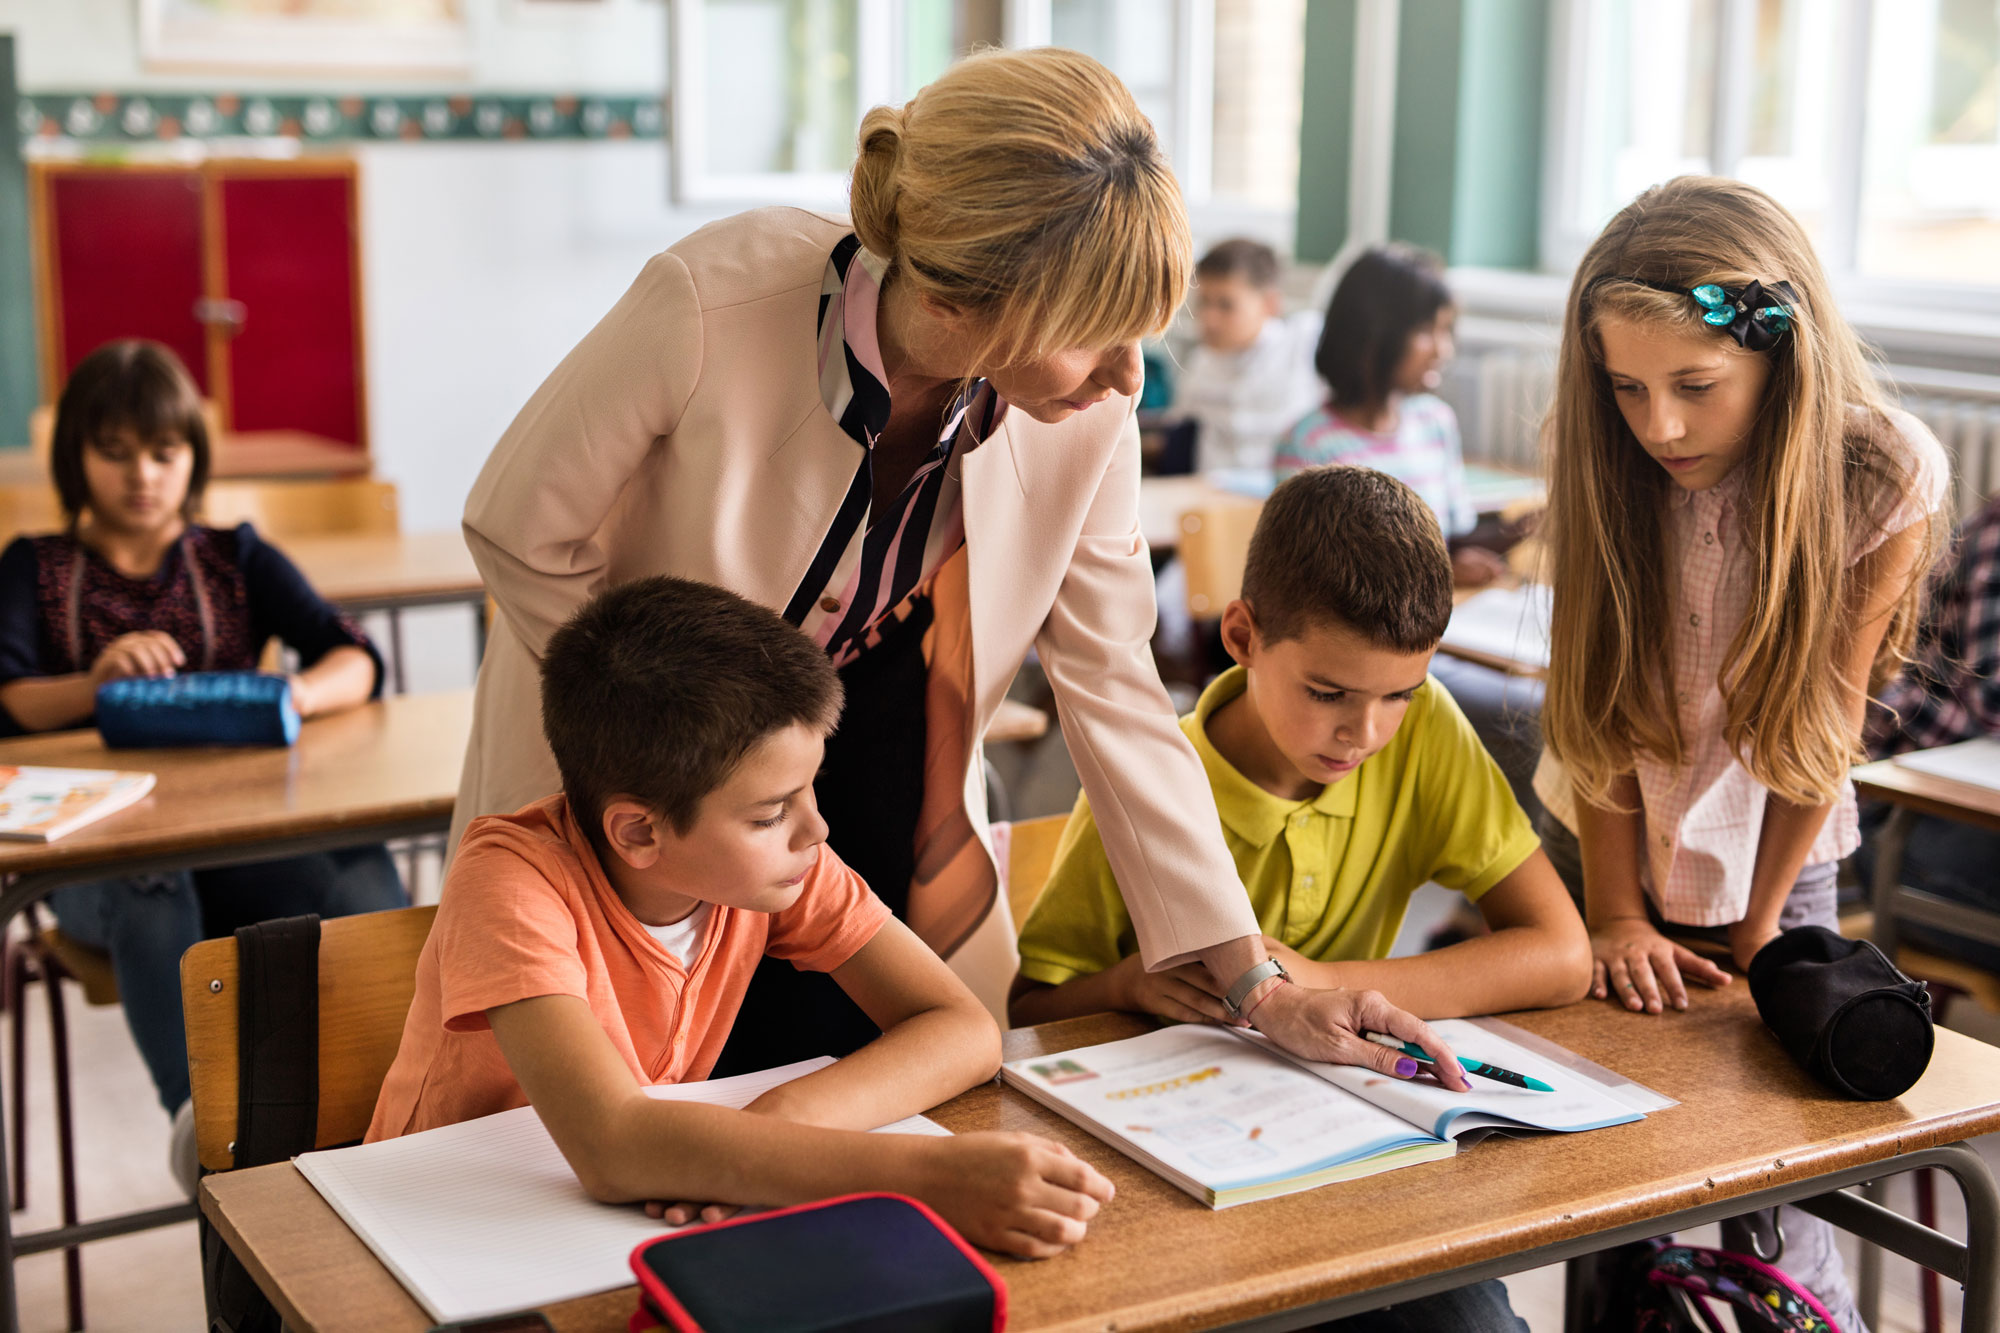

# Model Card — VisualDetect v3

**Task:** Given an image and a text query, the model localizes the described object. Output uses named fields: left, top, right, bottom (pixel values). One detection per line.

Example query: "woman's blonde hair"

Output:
left=849, top=46, right=1191, bottom=366
left=1540, top=176, right=1945, bottom=809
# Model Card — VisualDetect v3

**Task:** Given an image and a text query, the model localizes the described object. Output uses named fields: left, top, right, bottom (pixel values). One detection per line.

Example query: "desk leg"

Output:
left=1561, top=1257, right=1594, bottom=1333
left=1869, top=804, right=1916, bottom=959
left=387, top=608, right=408, bottom=696
left=1857, top=1177, right=1887, bottom=1331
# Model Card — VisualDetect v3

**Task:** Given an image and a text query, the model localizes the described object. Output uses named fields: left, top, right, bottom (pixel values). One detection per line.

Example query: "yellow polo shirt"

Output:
left=1016, top=665, right=1540, bottom=986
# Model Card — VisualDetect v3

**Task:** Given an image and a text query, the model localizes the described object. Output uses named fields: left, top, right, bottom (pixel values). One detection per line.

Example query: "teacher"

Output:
left=454, top=47, right=1454, bottom=1078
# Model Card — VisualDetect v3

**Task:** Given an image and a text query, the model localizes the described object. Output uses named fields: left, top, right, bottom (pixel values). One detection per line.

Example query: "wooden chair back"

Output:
left=1005, top=814, right=1072, bottom=931
left=1177, top=500, right=1263, bottom=618
left=181, top=904, right=437, bottom=1173
left=202, top=478, right=399, bottom=538
left=0, top=483, right=64, bottom=542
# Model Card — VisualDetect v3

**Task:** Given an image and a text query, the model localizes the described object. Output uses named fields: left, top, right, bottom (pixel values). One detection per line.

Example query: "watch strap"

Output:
left=1222, top=958, right=1288, bottom=1019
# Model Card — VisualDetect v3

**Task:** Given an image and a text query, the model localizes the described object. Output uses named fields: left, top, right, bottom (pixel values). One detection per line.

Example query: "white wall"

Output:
left=0, top=0, right=665, bottom=92
left=357, top=141, right=731, bottom=532
left=0, top=0, right=740, bottom=533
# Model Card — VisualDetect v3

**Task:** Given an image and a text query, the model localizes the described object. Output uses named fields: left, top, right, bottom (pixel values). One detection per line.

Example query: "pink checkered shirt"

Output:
left=1537, top=408, right=1948, bottom=926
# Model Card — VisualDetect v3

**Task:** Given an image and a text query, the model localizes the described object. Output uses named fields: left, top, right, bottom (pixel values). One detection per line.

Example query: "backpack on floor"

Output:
left=1632, top=1241, right=1842, bottom=1333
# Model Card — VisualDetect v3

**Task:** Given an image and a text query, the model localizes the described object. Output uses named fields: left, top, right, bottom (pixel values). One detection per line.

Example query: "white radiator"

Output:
left=1446, top=343, right=2000, bottom=521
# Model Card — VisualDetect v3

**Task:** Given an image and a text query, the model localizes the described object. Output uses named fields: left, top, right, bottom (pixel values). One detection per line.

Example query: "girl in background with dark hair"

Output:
left=1277, top=243, right=1504, bottom=589
left=0, top=339, right=407, bottom=1192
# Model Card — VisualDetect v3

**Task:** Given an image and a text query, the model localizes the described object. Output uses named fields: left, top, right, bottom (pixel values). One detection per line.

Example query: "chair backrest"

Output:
left=181, top=904, right=437, bottom=1173
left=202, top=477, right=399, bottom=538
left=1178, top=499, right=1263, bottom=619
left=0, top=482, right=64, bottom=543
left=1005, top=814, right=1072, bottom=930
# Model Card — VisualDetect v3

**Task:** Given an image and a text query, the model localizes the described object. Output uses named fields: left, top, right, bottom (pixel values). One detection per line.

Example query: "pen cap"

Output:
left=1748, top=925, right=1933, bottom=1102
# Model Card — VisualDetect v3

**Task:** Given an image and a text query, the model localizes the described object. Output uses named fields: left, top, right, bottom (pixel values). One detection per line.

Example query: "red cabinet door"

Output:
left=43, top=168, right=210, bottom=400
left=217, top=167, right=364, bottom=450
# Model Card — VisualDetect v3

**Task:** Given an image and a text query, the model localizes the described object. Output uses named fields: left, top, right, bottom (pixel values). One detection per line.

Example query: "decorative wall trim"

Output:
left=17, top=91, right=663, bottom=145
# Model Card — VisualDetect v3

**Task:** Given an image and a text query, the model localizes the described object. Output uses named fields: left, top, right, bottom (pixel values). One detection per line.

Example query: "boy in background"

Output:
left=370, top=576, right=1112, bottom=1258
left=1168, top=238, right=1323, bottom=475
left=1011, top=468, right=1588, bottom=1026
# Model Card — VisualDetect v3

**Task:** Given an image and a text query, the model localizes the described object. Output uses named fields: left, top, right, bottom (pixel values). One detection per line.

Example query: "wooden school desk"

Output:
left=283, top=531, right=490, bottom=691
left=0, top=690, right=472, bottom=1333
left=200, top=983, right=2000, bottom=1333
left=1851, top=755, right=2000, bottom=969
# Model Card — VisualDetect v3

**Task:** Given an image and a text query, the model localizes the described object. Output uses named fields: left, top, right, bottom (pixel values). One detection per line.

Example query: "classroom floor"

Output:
left=5, top=617, right=1997, bottom=1331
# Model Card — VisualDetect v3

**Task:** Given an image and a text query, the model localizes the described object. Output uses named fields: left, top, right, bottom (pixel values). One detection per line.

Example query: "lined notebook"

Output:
left=295, top=1058, right=950, bottom=1324
left=1002, top=1018, right=1662, bottom=1209
left=1440, top=583, right=1552, bottom=671
left=1891, top=737, right=2000, bottom=795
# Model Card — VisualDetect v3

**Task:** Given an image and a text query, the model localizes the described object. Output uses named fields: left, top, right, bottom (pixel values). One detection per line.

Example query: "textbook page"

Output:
left=0, top=766, right=154, bottom=842
left=1002, top=1024, right=1452, bottom=1209
left=1248, top=1018, right=1646, bottom=1141
left=1440, top=583, right=1552, bottom=671
left=1892, top=737, right=2000, bottom=795
left=295, top=1057, right=947, bottom=1325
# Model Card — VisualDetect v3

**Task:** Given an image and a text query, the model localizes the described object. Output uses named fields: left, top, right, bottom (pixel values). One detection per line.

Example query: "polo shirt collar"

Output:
left=1187, top=666, right=1357, bottom=851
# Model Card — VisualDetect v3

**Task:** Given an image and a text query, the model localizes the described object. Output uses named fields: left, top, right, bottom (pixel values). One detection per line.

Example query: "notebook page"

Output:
left=296, top=1058, right=947, bottom=1324
left=1246, top=1019, right=1643, bottom=1140
left=1892, top=737, right=2000, bottom=795
left=1440, top=584, right=1552, bottom=670
left=1003, top=1024, right=1443, bottom=1199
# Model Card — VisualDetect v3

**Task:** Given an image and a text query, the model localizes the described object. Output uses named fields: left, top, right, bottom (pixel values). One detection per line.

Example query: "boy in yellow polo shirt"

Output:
left=1011, top=466, right=1590, bottom=1028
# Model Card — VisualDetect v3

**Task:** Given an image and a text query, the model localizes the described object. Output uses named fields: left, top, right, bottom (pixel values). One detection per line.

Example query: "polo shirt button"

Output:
left=1302, top=875, right=1316, bottom=888
left=820, top=596, right=841, bottom=613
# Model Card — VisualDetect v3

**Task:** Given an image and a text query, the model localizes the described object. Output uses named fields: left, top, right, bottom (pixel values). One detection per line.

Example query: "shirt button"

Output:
left=1689, top=613, right=1701, bottom=627
left=1660, top=834, right=1671, bottom=847
left=1678, top=691, right=1689, bottom=704
left=1302, top=875, right=1316, bottom=889
left=1703, top=531, right=1715, bottom=545
left=819, top=596, right=841, bottom=613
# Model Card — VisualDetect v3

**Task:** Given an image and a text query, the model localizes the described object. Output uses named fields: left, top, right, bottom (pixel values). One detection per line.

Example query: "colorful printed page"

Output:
left=1002, top=1025, right=1453, bottom=1209
left=1250, top=1017, right=1648, bottom=1141
left=296, top=1057, right=949, bottom=1325
left=0, top=766, right=155, bottom=842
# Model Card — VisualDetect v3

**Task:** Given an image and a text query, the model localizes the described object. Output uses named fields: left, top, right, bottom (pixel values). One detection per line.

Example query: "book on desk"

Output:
left=0, top=764, right=154, bottom=842
left=1891, top=737, right=2000, bottom=795
left=1001, top=1018, right=1662, bottom=1209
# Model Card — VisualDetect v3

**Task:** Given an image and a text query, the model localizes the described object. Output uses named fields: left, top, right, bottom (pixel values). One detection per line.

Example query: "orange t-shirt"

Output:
left=366, top=794, right=891, bottom=1141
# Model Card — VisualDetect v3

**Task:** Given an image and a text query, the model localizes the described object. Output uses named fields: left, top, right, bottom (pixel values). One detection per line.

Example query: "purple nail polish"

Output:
left=1396, top=1057, right=1419, bottom=1078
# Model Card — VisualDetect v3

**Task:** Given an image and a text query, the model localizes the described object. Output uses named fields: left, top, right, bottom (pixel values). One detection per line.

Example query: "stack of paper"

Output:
left=295, top=1058, right=949, bottom=1324
left=1440, top=583, right=1552, bottom=671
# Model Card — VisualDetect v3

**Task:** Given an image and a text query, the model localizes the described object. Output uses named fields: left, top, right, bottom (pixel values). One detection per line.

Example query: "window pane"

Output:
left=1859, top=0, right=2000, bottom=282
left=702, top=0, right=858, bottom=175
left=1733, top=0, right=1833, bottom=245
left=1052, top=0, right=1180, bottom=170
left=1568, top=0, right=1714, bottom=235
left=1211, top=0, right=1304, bottom=208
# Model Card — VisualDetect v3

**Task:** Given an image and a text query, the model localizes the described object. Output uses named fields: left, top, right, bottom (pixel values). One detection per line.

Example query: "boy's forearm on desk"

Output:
left=1284, top=929, right=1588, bottom=1018
left=745, top=1001, right=998, bottom=1131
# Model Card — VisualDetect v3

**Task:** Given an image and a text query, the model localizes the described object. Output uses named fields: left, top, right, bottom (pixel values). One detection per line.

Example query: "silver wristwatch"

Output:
left=1221, top=958, right=1290, bottom=1021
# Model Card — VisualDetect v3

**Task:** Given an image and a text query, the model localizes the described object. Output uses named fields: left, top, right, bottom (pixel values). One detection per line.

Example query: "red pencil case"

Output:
left=628, top=1192, right=1007, bottom=1333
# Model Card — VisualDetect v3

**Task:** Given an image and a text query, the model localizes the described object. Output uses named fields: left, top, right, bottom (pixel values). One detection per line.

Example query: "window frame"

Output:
left=1541, top=0, right=2000, bottom=321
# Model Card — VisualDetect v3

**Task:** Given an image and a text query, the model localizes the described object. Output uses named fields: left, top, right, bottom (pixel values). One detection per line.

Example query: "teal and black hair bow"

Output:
left=1583, top=275, right=1800, bottom=351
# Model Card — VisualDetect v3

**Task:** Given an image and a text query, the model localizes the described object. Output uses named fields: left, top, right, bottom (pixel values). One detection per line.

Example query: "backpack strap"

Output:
left=201, top=914, right=321, bottom=1333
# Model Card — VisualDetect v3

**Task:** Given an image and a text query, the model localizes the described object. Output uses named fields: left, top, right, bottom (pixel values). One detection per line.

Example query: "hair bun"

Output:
left=850, top=105, right=905, bottom=257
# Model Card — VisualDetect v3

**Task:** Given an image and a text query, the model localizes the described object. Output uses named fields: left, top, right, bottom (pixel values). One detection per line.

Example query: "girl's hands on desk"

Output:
left=90, top=631, right=184, bottom=683
left=1590, top=917, right=1731, bottom=1013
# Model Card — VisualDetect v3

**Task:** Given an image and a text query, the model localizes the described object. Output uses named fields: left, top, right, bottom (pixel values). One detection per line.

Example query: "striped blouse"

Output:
left=782, top=236, right=1006, bottom=667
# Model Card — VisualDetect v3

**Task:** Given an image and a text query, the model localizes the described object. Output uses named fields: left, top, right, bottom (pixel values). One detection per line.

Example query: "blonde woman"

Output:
left=455, top=49, right=1460, bottom=1091
left=1535, top=176, right=1949, bottom=1328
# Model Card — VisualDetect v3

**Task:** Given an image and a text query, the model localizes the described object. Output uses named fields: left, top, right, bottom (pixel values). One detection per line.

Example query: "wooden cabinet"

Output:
left=29, top=159, right=367, bottom=468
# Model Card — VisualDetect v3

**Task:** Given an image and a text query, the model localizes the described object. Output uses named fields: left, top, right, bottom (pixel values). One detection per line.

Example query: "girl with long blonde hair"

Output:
left=1536, top=176, right=1948, bottom=1328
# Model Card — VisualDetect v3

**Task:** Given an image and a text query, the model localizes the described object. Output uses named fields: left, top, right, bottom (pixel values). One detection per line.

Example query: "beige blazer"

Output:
left=457, top=207, right=1257, bottom=1016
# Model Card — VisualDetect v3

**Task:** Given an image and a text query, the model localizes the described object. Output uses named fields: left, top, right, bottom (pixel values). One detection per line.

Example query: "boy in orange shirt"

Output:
left=369, top=576, right=1112, bottom=1257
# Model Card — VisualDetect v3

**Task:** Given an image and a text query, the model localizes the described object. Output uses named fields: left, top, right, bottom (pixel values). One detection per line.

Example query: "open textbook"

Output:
left=1002, top=1017, right=1666, bottom=1209
left=295, top=1057, right=950, bottom=1325
left=0, top=765, right=154, bottom=842
left=1440, top=583, right=1552, bottom=671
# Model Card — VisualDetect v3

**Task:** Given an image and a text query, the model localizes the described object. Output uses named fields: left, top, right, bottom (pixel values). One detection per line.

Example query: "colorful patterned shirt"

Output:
left=1275, top=394, right=1476, bottom=537
left=783, top=236, right=1006, bottom=667
left=1869, top=493, right=2000, bottom=757
left=1534, top=408, right=1949, bottom=926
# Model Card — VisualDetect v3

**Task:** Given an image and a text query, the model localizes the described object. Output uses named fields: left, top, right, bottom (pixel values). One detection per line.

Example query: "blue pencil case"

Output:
left=95, top=671, right=301, bottom=748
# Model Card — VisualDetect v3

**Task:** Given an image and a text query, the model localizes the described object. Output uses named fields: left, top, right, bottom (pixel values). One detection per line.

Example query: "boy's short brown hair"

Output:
left=1241, top=466, right=1452, bottom=652
left=52, top=340, right=212, bottom=525
left=1195, top=238, right=1281, bottom=290
left=540, top=577, right=843, bottom=841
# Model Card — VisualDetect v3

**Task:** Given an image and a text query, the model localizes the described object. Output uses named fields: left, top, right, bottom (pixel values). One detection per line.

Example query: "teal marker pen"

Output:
left=1363, top=1031, right=1554, bottom=1092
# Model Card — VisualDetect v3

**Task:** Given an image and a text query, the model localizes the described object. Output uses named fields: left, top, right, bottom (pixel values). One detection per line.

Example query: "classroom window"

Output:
left=1546, top=0, right=2000, bottom=302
